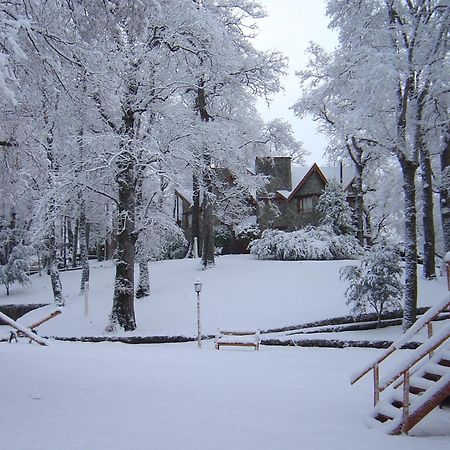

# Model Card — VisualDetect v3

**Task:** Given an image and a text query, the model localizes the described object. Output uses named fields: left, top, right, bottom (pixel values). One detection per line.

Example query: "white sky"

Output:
left=254, top=0, right=337, bottom=165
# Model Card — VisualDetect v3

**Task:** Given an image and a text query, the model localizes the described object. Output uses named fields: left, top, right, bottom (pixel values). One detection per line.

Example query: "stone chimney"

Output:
left=255, top=156, right=292, bottom=193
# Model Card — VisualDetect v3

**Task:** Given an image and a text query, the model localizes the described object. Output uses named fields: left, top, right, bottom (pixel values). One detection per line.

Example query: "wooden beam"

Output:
left=0, top=311, right=48, bottom=346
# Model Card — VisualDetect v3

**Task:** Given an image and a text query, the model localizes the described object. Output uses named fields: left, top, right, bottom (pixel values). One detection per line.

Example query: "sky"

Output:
left=254, top=0, right=338, bottom=165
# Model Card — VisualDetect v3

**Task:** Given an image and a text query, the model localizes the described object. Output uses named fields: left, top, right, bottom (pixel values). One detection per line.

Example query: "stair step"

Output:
left=424, top=362, right=449, bottom=377
left=423, top=372, right=441, bottom=381
left=409, top=376, right=435, bottom=394
left=375, top=413, right=393, bottom=423
left=409, top=385, right=426, bottom=395
left=390, top=389, right=418, bottom=407
left=438, top=357, right=450, bottom=367
left=374, top=402, right=399, bottom=422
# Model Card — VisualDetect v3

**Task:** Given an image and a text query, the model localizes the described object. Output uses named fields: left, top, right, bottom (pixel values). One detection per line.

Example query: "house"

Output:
left=174, top=156, right=356, bottom=252
left=254, top=156, right=356, bottom=232
left=174, top=168, right=257, bottom=254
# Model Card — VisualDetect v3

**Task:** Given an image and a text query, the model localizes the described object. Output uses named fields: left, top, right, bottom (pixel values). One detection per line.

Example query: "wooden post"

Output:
left=193, top=237, right=199, bottom=259
left=196, top=290, right=201, bottom=348
left=373, top=364, right=380, bottom=406
left=445, top=253, right=450, bottom=290
left=402, top=371, right=410, bottom=433
left=446, top=262, right=450, bottom=291
left=428, top=322, right=434, bottom=358
left=84, top=281, right=89, bottom=317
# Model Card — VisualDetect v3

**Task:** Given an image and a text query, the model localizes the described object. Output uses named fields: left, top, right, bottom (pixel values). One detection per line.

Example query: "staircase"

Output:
left=351, top=295, right=450, bottom=435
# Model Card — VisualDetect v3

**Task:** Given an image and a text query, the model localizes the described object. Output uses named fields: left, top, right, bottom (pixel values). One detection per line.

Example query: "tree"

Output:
left=340, top=238, right=403, bottom=326
left=0, top=244, right=31, bottom=295
left=297, top=0, right=449, bottom=329
left=184, top=0, right=286, bottom=269
left=293, top=43, right=380, bottom=247
left=441, top=127, right=450, bottom=254
left=316, top=180, right=356, bottom=236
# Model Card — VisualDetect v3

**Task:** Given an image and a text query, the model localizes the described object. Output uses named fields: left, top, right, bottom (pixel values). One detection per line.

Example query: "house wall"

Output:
left=257, top=170, right=326, bottom=231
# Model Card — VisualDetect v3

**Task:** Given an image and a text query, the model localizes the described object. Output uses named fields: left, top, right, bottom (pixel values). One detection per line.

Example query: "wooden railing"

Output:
left=351, top=295, right=450, bottom=409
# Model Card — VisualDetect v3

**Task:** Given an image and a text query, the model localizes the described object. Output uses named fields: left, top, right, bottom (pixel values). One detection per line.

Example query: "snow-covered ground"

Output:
left=0, top=255, right=447, bottom=338
left=1, top=342, right=449, bottom=450
left=1, top=255, right=449, bottom=449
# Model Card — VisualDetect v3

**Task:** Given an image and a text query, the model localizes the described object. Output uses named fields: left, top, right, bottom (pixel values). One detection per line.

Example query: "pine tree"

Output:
left=316, top=180, right=355, bottom=236
left=340, top=238, right=403, bottom=325
left=0, top=244, right=31, bottom=295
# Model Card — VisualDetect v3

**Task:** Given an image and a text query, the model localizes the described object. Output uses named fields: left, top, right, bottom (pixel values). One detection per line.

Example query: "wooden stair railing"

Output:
left=350, top=294, right=450, bottom=434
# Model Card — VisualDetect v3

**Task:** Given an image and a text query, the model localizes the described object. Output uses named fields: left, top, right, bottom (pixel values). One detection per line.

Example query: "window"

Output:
left=297, top=196, right=315, bottom=212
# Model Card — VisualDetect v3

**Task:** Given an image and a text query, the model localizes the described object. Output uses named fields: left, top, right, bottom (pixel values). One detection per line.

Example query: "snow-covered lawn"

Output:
left=0, top=255, right=447, bottom=338
left=1, top=341, right=449, bottom=450
left=1, top=255, right=449, bottom=449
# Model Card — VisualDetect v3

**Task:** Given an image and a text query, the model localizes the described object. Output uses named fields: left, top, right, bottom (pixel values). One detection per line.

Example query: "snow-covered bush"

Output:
left=249, top=225, right=361, bottom=261
left=0, top=244, right=31, bottom=295
left=316, top=180, right=356, bottom=235
left=340, top=238, right=403, bottom=324
left=235, top=224, right=260, bottom=242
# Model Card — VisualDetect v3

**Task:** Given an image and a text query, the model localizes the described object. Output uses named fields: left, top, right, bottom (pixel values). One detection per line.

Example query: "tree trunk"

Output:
left=47, top=220, right=64, bottom=306
left=79, top=198, right=90, bottom=294
left=440, top=126, right=450, bottom=254
left=348, top=138, right=365, bottom=246
left=201, top=178, right=215, bottom=268
left=189, top=173, right=201, bottom=258
left=62, top=216, right=67, bottom=268
left=354, top=164, right=365, bottom=247
left=400, top=158, right=418, bottom=330
left=419, top=143, right=436, bottom=279
left=6, top=210, right=17, bottom=262
left=136, top=258, right=150, bottom=299
left=44, top=110, right=63, bottom=307
left=364, top=209, right=373, bottom=246
left=71, top=218, right=79, bottom=268
left=109, top=157, right=137, bottom=331
left=196, top=83, right=215, bottom=268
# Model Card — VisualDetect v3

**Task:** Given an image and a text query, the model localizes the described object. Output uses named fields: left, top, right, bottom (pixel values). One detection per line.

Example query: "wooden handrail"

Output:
left=379, top=326, right=450, bottom=392
left=350, top=295, right=450, bottom=386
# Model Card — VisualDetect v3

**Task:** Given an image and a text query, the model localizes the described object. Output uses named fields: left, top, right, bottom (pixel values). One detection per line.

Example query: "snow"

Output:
left=1, top=342, right=449, bottom=450
left=1, top=255, right=449, bottom=449
left=0, top=255, right=447, bottom=339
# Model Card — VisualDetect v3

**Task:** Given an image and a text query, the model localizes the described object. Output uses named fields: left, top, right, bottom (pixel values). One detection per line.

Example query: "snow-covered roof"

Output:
left=320, top=166, right=356, bottom=190
left=276, top=163, right=356, bottom=200
left=277, top=190, right=291, bottom=199
left=175, top=188, right=195, bottom=206
left=291, top=166, right=311, bottom=188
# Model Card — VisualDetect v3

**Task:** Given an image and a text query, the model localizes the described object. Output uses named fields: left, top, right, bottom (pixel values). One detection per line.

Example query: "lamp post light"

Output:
left=194, top=279, right=202, bottom=348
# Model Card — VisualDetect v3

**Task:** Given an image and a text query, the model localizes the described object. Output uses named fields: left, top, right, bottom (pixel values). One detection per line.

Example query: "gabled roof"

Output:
left=175, top=188, right=196, bottom=206
left=276, top=163, right=356, bottom=201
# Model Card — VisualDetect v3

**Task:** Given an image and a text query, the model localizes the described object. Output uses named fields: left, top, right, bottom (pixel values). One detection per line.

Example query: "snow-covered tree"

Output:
left=316, top=180, right=355, bottom=236
left=340, top=238, right=403, bottom=325
left=296, top=0, right=449, bottom=329
left=0, top=244, right=31, bottom=295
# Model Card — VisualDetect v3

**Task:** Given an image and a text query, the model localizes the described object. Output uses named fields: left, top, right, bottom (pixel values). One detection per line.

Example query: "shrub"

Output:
left=249, top=225, right=361, bottom=261
left=0, top=244, right=31, bottom=295
left=340, top=238, right=403, bottom=324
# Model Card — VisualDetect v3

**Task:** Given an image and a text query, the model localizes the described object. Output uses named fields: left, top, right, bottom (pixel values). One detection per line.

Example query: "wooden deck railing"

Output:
left=350, top=295, right=450, bottom=408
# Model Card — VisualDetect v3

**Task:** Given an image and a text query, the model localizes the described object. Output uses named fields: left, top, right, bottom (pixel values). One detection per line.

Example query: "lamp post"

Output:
left=194, top=279, right=202, bottom=348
